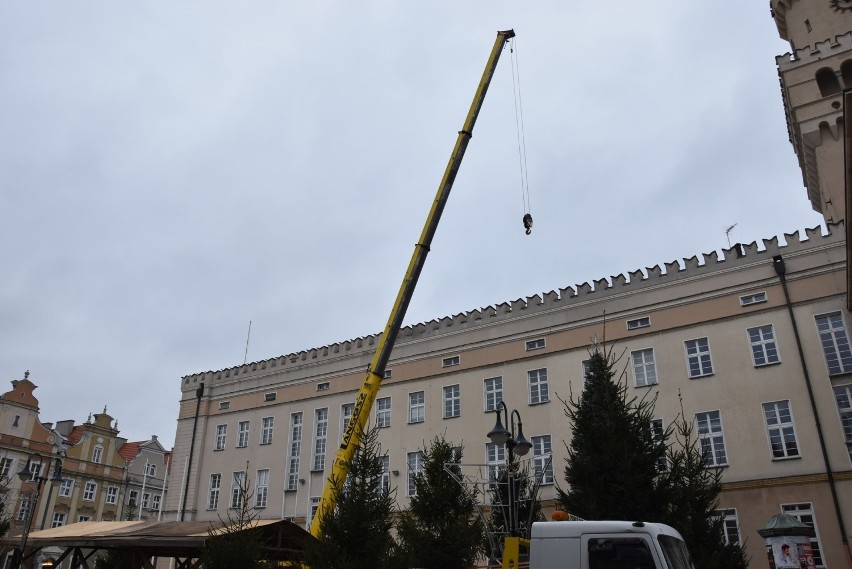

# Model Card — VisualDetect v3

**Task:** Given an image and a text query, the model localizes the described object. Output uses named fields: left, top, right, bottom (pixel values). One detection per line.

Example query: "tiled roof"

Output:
left=117, top=441, right=144, bottom=462
left=65, top=425, right=86, bottom=445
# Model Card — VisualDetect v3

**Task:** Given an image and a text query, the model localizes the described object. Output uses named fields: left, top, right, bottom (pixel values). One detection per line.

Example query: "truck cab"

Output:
left=529, top=521, right=695, bottom=569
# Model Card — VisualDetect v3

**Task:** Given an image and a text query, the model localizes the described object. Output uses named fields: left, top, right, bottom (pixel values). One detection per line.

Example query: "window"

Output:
left=255, top=469, right=269, bottom=508
left=152, top=494, right=161, bottom=511
left=287, top=413, right=303, bottom=491
left=313, top=409, right=328, bottom=471
left=309, top=497, right=320, bottom=527
left=106, top=485, right=118, bottom=505
left=443, top=385, right=461, bottom=419
left=834, top=384, right=852, bottom=459
left=442, top=355, right=460, bottom=367
left=0, top=457, right=13, bottom=480
left=528, top=368, right=549, bottom=404
left=781, top=503, right=825, bottom=568
left=715, top=509, right=741, bottom=545
left=685, top=338, right=713, bottom=378
left=83, top=481, right=97, bottom=501
left=627, top=316, right=651, bottom=330
left=230, top=471, right=245, bottom=509
left=145, top=463, right=157, bottom=477
left=142, top=492, right=150, bottom=509
left=532, top=435, right=554, bottom=484
left=340, top=403, right=354, bottom=442
left=763, top=401, right=800, bottom=459
left=740, top=291, right=767, bottom=306
left=696, top=411, right=727, bottom=466
left=526, top=338, right=546, bottom=351
left=484, top=377, right=503, bottom=412
left=581, top=360, right=591, bottom=383
left=91, top=445, right=103, bottom=464
left=219, top=401, right=230, bottom=410
left=383, top=369, right=392, bottom=379
left=58, top=479, right=74, bottom=497
left=632, top=349, right=658, bottom=387
left=51, top=512, right=67, bottom=528
left=264, top=392, right=277, bottom=402
left=17, top=498, right=30, bottom=521
left=651, top=419, right=667, bottom=472
left=261, top=417, right=274, bottom=445
left=376, top=397, right=392, bottom=428
left=317, top=382, right=330, bottom=392
left=749, top=325, right=780, bottom=366
left=816, top=312, right=852, bottom=375
left=379, top=455, right=390, bottom=495
left=129, top=490, right=139, bottom=506
left=77, top=515, right=92, bottom=522
left=486, top=442, right=506, bottom=482
left=407, top=452, right=423, bottom=496
left=237, top=421, right=250, bottom=448
left=208, top=473, right=221, bottom=510
left=408, top=391, right=425, bottom=424
left=214, top=424, right=227, bottom=451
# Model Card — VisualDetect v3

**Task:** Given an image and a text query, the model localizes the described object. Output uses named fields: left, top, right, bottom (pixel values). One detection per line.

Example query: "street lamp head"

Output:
left=487, top=410, right=510, bottom=446
left=17, top=453, right=42, bottom=484
left=513, top=420, right=532, bottom=457
left=49, top=458, right=63, bottom=483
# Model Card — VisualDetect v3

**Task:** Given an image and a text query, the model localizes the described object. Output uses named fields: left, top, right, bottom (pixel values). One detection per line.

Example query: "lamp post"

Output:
left=486, top=400, right=532, bottom=537
left=14, top=453, right=63, bottom=569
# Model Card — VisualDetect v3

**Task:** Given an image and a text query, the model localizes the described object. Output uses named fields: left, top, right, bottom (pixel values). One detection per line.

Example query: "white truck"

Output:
left=516, top=520, right=696, bottom=569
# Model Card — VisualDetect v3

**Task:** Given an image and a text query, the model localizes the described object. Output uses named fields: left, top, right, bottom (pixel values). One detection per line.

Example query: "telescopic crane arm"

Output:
left=309, top=29, right=515, bottom=538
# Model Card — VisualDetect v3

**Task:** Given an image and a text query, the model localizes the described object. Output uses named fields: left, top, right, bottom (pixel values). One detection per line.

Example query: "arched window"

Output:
left=816, top=67, right=841, bottom=97
left=841, top=59, right=852, bottom=91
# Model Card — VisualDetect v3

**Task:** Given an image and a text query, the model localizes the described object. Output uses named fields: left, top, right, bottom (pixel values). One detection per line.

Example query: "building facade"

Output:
left=165, top=3, right=852, bottom=568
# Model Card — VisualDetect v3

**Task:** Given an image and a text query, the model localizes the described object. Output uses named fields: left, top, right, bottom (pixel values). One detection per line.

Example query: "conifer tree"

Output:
left=397, top=435, right=485, bottom=569
left=305, top=425, right=404, bottom=569
left=557, top=346, right=667, bottom=521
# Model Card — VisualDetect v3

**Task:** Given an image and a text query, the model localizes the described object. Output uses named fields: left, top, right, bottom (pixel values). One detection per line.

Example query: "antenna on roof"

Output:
left=243, top=320, right=252, bottom=365
left=725, top=223, right=738, bottom=248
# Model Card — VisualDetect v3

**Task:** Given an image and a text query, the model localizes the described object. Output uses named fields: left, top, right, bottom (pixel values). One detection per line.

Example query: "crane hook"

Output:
left=522, top=213, right=533, bottom=235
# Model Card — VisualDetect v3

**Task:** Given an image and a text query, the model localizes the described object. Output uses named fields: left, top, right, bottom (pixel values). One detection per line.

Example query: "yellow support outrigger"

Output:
left=310, top=29, right=516, bottom=538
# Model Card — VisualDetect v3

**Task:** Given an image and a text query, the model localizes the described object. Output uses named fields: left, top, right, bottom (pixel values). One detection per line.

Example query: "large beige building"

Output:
left=164, top=3, right=852, bottom=568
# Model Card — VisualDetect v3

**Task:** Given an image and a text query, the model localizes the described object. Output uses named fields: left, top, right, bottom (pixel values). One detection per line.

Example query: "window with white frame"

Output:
left=317, top=382, right=330, bottom=392
left=528, top=368, right=549, bottom=404
left=408, top=391, right=425, bottom=424
left=763, top=400, right=800, bottom=459
left=748, top=325, right=780, bottom=366
left=581, top=360, right=591, bottom=383
left=51, top=512, right=67, bottom=528
left=230, top=471, right=245, bottom=509
left=650, top=419, right=667, bottom=472
left=237, top=421, right=250, bottom=448
left=715, top=509, right=741, bottom=545
left=106, top=485, right=118, bottom=505
left=340, top=403, right=354, bottom=442
left=696, top=411, right=727, bottom=466
left=264, top=392, right=276, bottom=402
left=379, top=455, right=390, bottom=495
left=442, top=355, right=460, bottom=367
left=376, top=397, right=391, bottom=428
left=142, top=492, right=150, bottom=509
left=261, top=417, right=274, bottom=445
left=834, top=384, right=852, bottom=459
left=443, top=384, right=460, bottom=419
left=532, top=435, right=554, bottom=484
left=383, top=369, right=392, bottom=379
left=17, top=498, right=30, bottom=521
left=526, top=338, right=546, bottom=351
left=91, top=445, right=103, bottom=464
left=129, top=490, right=139, bottom=506
left=486, top=442, right=505, bottom=482
left=309, top=497, right=320, bottom=527
left=685, top=337, right=713, bottom=378
left=740, top=291, right=767, bottom=306
left=313, top=409, right=328, bottom=471
left=214, top=424, right=227, bottom=451
left=627, top=316, right=651, bottom=330
left=255, top=469, right=269, bottom=508
left=208, top=473, right=221, bottom=510
left=0, top=457, right=13, bottom=480
left=83, top=481, right=97, bottom=502
left=407, top=452, right=423, bottom=496
left=287, top=412, right=303, bottom=491
left=26, top=460, right=42, bottom=482
left=631, top=349, right=658, bottom=387
left=58, top=478, right=74, bottom=497
left=219, top=401, right=230, bottom=410
left=77, top=515, right=91, bottom=522
left=815, top=312, right=852, bottom=375
left=781, top=503, right=825, bottom=568
left=484, top=377, right=503, bottom=412
left=152, top=494, right=161, bottom=511
left=145, top=462, right=157, bottom=477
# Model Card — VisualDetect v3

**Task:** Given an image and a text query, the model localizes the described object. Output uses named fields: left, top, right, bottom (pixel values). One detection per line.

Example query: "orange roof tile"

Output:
left=117, top=441, right=144, bottom=463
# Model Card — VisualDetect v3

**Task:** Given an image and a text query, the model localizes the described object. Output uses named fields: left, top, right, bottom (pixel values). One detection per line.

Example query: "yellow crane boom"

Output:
left=310, top=28, right=515, bottom=538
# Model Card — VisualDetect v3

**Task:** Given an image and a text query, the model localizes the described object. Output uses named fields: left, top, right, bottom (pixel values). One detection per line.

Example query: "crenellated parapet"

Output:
left=776, top=31, right=852, bottom=69
left=181, top=225, right=842, bottom=391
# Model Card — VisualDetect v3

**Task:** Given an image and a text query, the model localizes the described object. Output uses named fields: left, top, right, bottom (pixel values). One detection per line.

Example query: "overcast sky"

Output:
left=0, top=2, right=826, bottom=449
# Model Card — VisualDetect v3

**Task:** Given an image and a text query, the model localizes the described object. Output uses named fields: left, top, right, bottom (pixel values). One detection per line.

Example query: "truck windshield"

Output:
left=658, top=535, right=695, bottom=569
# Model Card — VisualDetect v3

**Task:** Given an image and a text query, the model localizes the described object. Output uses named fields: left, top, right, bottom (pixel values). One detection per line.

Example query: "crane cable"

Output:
left=510, top=37, right=533, bottom=235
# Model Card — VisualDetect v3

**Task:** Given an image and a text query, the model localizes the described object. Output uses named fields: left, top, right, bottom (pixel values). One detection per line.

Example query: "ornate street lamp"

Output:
left=487, top=400, right=531, bottom=538
left=14, top=453, right=63, bottom=569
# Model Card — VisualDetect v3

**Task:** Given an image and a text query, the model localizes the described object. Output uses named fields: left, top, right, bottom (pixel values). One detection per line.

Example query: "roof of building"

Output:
left=117, top=441, right=143, bottom=462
